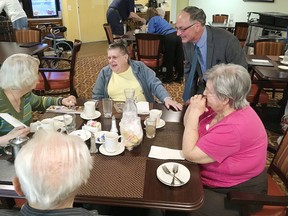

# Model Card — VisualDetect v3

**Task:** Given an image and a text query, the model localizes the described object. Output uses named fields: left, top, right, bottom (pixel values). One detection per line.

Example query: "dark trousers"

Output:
left=163, top=32, right=184, bottom=79
left=165, top=169, right=267, bottom=216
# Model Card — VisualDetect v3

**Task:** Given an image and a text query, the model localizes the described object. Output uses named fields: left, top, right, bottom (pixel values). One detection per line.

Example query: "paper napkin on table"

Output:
left=136, top=101, right=149, bottom=115
left=0, top=113, right=27, bottom=128
left=148, top=145, right=185, bottom=160
left=251, top=59, right=270, bottom=63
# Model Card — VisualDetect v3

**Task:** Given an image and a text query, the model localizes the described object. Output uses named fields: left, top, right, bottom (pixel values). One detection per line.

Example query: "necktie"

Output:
left=182, top=45, right=199, bottom=102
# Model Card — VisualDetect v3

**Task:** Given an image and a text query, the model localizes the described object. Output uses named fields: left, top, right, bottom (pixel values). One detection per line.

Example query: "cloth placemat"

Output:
left=78, top=155, right=146, bottom=198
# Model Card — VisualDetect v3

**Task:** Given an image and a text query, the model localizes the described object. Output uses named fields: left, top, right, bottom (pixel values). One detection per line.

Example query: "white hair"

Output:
left=14, top=130, right=93, bottom=209
left=205, top=63, right=251, bottom=109
left=0, top=54, right=39, bottom=90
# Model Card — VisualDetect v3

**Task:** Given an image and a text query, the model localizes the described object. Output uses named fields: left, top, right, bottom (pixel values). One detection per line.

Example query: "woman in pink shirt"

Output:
left=181, top=64, right=268, bottom=216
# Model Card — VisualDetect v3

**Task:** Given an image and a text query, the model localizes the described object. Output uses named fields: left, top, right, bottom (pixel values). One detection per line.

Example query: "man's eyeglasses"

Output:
left=175, top=23, right=197, bottom=33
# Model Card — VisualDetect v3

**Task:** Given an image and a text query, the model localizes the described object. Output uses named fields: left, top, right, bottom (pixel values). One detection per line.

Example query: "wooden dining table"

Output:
left=246, top=55, right=288, bottom=119
left=0, top=42, right=48, bottom=65
left=0, top=102, right=204, bottom=212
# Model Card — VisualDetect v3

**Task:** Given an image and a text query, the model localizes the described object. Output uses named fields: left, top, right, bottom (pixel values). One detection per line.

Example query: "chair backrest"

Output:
left=0, top=20, right=14, bottom=42
left=70, top=39, right=82, bottom=75
left=212, top=14, right=229, bottom=23
left=234, top=22, right=249, bottom=41
left=254, top=39, right=285, bottom=56
left=268, top=128, right=288, bottom=189
left=14, top=28, right=42, bottom=43
left=135, top=33, right=164, bottom=61
left=103, top=23, right=114, bottom=44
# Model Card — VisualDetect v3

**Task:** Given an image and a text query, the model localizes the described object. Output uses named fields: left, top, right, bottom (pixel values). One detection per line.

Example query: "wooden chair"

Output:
left=252, top=39, right=286, bottom=98
left=234, top=22, right=249, bottom=48
left=135, top=33, right=164, bottom=74
left=0, top=19, right=14, bottom=42
left=14, top=28, right=42, bottom=43
left=34, top=39, right=82, bottom=97
left=254, top=39, right=285, bottom=56
left=212, top=14, right=229, bottom=23
left=228, top=128, right=288, bottom=216
left=103, top=23, right=121, bottom=44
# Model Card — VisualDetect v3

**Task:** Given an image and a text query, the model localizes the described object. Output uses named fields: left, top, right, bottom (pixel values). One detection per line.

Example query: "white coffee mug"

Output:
left=37, top=118, right=55, bottom=131
left=149, top=109, right=162, bottom=125
left=104, top=132, right=122, bottom=153
left=84, top=101, right=95, bottom=117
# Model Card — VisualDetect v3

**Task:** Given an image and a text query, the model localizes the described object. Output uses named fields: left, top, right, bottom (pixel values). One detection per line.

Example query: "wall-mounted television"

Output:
left=22, top=0, right=60, bottom=18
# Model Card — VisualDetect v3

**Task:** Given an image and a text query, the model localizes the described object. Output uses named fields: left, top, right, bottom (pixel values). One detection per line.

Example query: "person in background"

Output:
left=13, top=130, right=103, bottom=215
left=0, top=54, right=76, bottom=147
left=176, top=6, right=247, bottom=103
left=170, top=64, right=267, bottom=216
left=107, top=0, right=146, bottom=37
left=92, top=41, right=182, bottom=111
left=0, top=0, right=28, bottom=29
left=145, top=7, right=184, bottom=83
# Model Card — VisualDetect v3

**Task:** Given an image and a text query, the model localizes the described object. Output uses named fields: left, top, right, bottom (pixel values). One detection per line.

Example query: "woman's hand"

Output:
left=184, top=95, right=207, bottom=126
left=188, top=94, right=208, bottom=116
left=62, top=96, right=77, bottom=107
left=0, top=127, right=30, bottom=146
left=164, top=98, right=183, bottom=111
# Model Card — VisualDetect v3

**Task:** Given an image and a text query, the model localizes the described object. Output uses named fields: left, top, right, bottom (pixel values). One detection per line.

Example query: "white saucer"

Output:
left=156, top=162, right=190, bottom=187
left=280, top=60, right=288, bottom=65
left=94, top=131, right=110, bottom=144
left=80, top=111, right=101, bottom=120
left=69, top=129, right=91, bottom=141
left=144, top=119, right=165, bottom=129
left=99, top=143, right=125, bottom=156
left=278, top=65, right=288, bottom=70
left=279, top=55, right=284, bottom=59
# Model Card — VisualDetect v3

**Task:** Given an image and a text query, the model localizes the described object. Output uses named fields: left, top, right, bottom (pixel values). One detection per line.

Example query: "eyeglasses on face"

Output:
left=175, top=23, right=197, bottom=33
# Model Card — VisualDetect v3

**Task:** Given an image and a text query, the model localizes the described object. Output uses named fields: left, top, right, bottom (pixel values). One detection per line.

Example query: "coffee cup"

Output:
left=149, top=109, right=162, bottom=126
left=37, top=118, right=55, bottom=131
left=104, top=132, right=122, bottom=153
left=84, top=101, right=96, bottom=118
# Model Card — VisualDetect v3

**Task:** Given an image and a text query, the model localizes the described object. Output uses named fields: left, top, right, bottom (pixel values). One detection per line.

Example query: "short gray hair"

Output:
left=182, top=6, right=206, bottom=26
left=205, top=64, right=251, bottom=109
left=14, top=130, right=93, bottom=209
left=0, top=54, right=40, bottom=90
left=108, top=40, right=129, bottom=55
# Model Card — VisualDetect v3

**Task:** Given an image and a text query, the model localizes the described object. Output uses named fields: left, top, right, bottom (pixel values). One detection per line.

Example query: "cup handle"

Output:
left=118, top=135, right=123, bottom=143
left=3, top=145, right=12, bottom=155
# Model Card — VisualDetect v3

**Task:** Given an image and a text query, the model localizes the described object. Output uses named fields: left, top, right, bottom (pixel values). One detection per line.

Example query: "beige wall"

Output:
left=61, top=0, right=107, bottom=42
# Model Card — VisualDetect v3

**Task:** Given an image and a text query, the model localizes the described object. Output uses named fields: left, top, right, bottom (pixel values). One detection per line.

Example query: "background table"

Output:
left=0, top=42, right=47, bottom=64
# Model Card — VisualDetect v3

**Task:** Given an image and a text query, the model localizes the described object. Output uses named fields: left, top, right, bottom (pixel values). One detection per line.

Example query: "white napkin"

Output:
left=148, top=145, right=185, bottom=160
left=0, top=113, right=27, bottom=128
left=136, top=101, right=149, bottom=115
left=251, top=59, right=269, bottom=63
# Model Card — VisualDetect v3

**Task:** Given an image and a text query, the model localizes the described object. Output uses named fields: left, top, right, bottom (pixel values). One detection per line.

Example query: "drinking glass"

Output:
left=102, top=98, right=113, bottom=118
left=63, top=113, right=76, bottom=134
left=145, top=117, right=156, bottom=139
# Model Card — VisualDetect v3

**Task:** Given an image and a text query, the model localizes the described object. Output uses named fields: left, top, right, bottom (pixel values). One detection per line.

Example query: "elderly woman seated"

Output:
left=179, top=64, right=268, bottom=216
left=0, top=54, right=76, bottom=147
left=92, top=41, right=182, bottom=111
